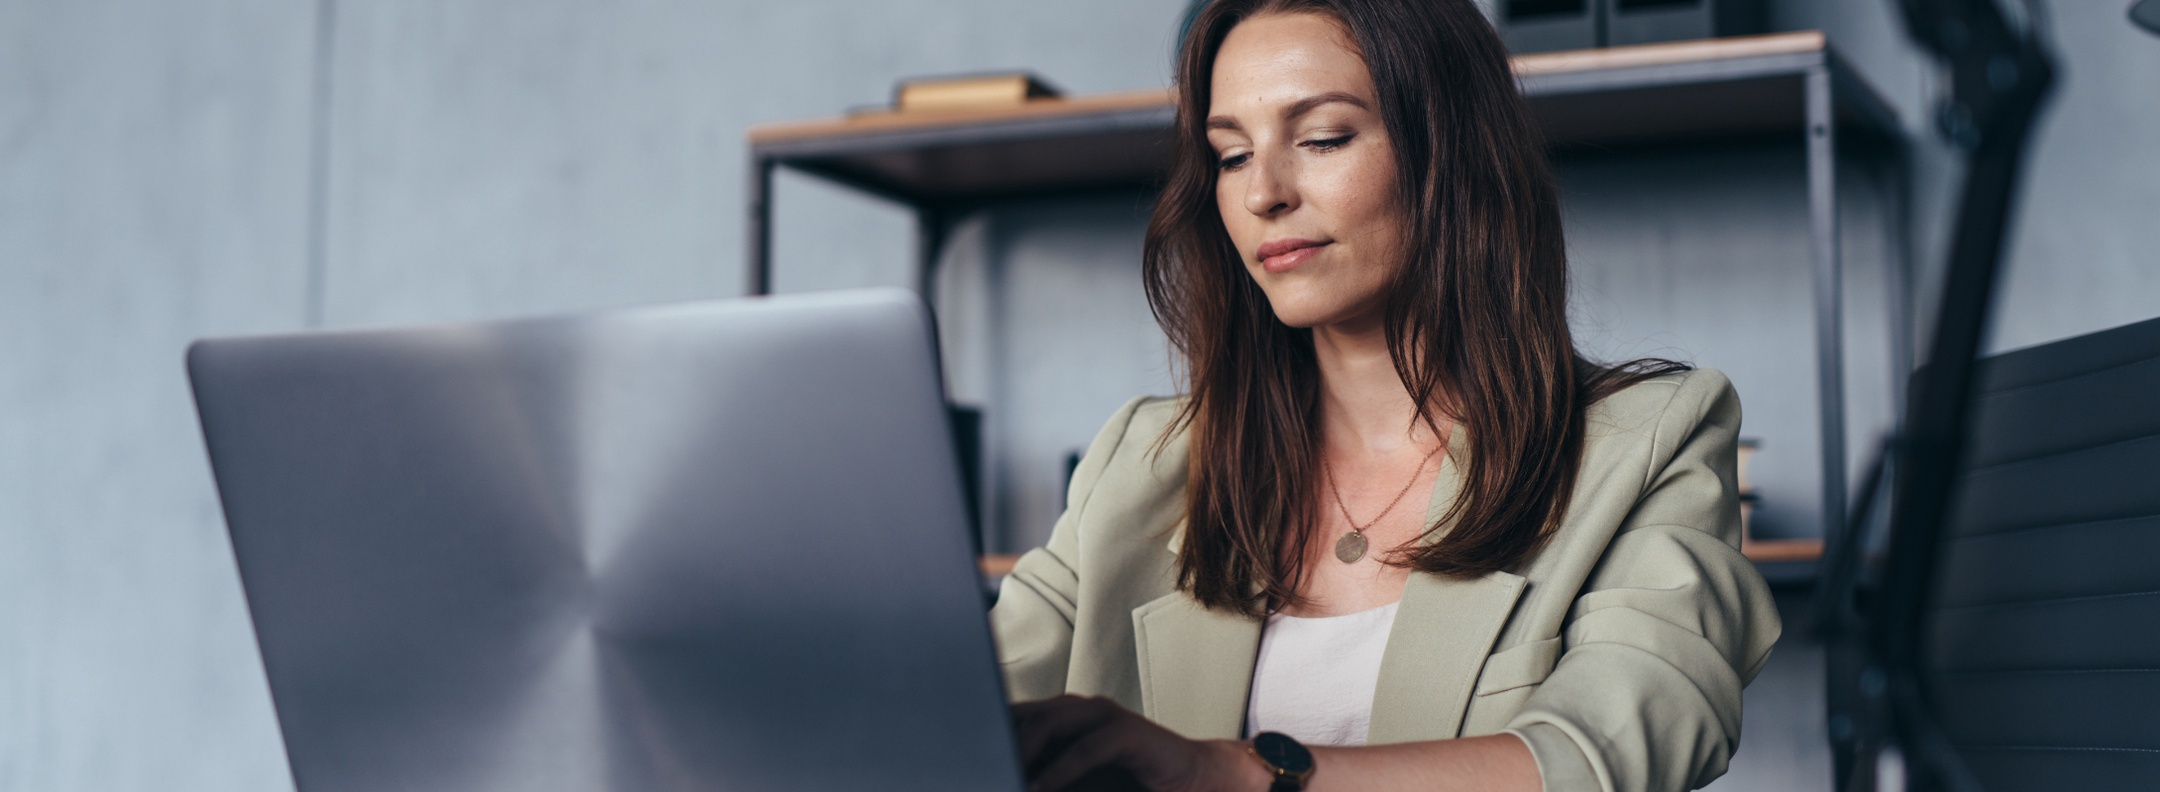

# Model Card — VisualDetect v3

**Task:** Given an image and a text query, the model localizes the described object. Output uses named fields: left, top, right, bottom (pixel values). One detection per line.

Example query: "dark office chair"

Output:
left=1919, top=315, right=2160, bottom=787
left=1826, top=316, right=2160, bottom=791
left=1817, top=1, right=2059, bottom=789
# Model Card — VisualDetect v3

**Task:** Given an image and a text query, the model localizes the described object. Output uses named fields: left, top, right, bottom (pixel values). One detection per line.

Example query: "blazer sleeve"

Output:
left=1503, top=371, right=1784, bottom=792
left=988, top=394, right=1154, bottom=703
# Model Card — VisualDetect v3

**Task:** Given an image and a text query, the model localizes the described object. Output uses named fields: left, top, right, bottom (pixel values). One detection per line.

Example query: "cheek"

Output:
left=1215, top=182, right=1257, bottom=255
left=1325, top=154, right=1401, bottom=236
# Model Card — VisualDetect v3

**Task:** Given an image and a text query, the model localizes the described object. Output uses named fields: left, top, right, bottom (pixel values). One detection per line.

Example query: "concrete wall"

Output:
left=1781, top=0, right=2160, bottom=355
left=1, top=2, right=1187, bottom=789
left=1560, top=142, right=1905, bottom=546
left=5, top=1, right=2156, bottom=790
left=1, top=2, right=313, bottom=789
left=1986, top=4, right=2160, bottom=352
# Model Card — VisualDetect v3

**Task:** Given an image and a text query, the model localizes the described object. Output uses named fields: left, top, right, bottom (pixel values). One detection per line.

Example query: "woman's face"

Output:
left=1208, top=12, right=1405, bottom=330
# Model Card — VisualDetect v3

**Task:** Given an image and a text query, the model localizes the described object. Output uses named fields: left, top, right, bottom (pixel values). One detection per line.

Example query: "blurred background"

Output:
left=2, top=1, right=2154, bottom=790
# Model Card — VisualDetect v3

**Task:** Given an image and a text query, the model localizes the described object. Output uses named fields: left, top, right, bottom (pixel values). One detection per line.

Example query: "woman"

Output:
left=991, top=1, right=1780, bottom=790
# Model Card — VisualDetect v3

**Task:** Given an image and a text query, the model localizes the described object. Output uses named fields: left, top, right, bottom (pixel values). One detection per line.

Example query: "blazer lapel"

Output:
left=1366, top=567, right=1527, bottom=743
left=1136, top=427, right=1518, bottom=743
left=1367, top=426, right=1527, bottom=743
left=1131, top=590, right=1262, bottom=739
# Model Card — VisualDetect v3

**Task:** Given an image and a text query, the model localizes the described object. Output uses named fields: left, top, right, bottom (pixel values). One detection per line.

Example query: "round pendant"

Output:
left=1333, top=531, right=1368, bottom=564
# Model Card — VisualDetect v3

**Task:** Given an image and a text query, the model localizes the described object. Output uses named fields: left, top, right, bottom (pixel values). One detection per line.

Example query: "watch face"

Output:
left=1252, top=732, right=1315, bottom=775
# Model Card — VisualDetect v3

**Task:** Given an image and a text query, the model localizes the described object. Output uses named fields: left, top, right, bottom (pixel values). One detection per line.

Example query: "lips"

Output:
left=1256, top=238, right=1330, bottom=273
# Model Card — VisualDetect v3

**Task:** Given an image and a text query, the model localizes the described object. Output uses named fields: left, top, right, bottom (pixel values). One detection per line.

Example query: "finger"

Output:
left=1012, top=694, right=1101, bottom=724
left=1029, top=725, right=1136, bottom=792
left=1019, top=711, right=1120, bottom=775
left=1012, top=696, right=1094, bottom=761
left=1011, top=694, right=1086, bottom=728
left=1014, top=696, right=1120, bottom=767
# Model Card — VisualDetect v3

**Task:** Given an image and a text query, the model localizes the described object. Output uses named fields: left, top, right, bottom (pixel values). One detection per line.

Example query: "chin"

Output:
left=1258, top=286, right=1360, bottom=329
left=1267, top=303, right=1332, bottom=329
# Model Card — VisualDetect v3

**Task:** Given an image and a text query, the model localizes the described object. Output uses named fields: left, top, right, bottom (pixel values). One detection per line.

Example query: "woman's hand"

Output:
left=1011, top=695, right=1268, bottom=792
left=1011, top=695, right=1540, bottom=791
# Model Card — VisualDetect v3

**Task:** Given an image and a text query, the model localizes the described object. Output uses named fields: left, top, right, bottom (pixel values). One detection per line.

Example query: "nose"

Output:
left=1241, top=148, right=1297, bottom=218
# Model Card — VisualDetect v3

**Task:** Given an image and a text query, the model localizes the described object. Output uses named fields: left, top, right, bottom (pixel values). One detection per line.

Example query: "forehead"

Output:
left=1208, top=13, right=1374, bottom=120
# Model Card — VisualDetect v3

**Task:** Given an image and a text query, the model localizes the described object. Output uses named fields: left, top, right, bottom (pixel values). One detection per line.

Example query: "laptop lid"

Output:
left=190, top=288, right=1023, bottom=792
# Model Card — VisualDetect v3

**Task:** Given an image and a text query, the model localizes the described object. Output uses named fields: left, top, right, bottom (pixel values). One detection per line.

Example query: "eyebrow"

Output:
left=1205, top=91, right=1372, bottom=132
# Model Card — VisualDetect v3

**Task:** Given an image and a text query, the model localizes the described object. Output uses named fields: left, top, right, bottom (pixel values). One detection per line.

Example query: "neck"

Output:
left=1312, top=314, right=1443, bottom=457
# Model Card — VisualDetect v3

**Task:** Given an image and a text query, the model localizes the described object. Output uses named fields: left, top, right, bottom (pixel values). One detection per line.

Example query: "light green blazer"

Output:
left=990, top=369, right=1781, bottom=792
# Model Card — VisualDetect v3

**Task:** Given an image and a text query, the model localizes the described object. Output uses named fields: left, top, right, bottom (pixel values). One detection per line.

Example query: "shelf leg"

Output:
left=1808, top=65, right=1849, bottom=543
left=746, top=155, right=775, bottom=296
left=916, top=205, right=949, bottom=308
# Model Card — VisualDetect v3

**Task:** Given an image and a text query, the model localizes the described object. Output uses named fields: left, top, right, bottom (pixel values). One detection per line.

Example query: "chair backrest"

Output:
left=1924, top=315, right=2160, bottom=788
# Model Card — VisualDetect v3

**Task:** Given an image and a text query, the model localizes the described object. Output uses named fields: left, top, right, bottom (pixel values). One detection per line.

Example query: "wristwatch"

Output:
left=1248, top=731, right=1315, bottom=791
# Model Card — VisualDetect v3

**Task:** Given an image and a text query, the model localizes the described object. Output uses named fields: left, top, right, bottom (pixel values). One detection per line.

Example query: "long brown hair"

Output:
left=1145, top=0, right=1685, bottom=614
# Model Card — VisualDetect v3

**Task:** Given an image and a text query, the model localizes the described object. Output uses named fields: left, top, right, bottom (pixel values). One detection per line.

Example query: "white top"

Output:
left=1244, top=601, right=1402, bottom=747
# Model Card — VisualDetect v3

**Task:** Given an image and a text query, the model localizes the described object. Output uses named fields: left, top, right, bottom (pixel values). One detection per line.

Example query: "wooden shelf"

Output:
left=747, top=30, right=1897, bottom=206
left=1742, top=537, right=1825, bottom=564
left=751, top=88, right=1174, bottom=146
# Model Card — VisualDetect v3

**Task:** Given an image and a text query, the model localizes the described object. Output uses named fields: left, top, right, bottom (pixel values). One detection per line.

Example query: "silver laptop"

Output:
left=190, top=288, right=1024, bottom=792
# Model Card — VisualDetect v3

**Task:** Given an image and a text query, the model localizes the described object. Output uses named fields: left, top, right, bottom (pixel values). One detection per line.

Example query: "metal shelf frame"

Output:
left=744, top=30, right=1910, bottom=557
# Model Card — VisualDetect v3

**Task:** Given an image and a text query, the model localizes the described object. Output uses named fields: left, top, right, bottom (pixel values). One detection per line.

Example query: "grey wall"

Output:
left=5, top=1, right=2156, bottom=791
left=1561, top=143, right=1904, bottom=545
left=946, top=195, right=1180, bottom=557
left=1, top=1, right=1187, bottom=789
left=1781, top=0, right=2160, bottom=355
left=1987, top=4, right=2160, bottom=352
left=1, top=2, right=312, bottom=789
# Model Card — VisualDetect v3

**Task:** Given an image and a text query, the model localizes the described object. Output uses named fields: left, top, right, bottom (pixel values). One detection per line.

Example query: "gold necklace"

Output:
left=1322, top=445, right=1441, bottom=564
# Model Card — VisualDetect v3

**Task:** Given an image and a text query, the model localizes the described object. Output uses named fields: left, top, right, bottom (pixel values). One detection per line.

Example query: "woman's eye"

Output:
left=1302, top=134, right=1355, bottom=151
left=1217, top=152, right=1251, bottom=171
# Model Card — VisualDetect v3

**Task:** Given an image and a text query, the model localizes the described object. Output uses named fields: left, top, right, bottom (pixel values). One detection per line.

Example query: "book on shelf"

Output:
left=893, top=72, right=1062, bottom=113
left=1732, top=438, right=1823, bottom=563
